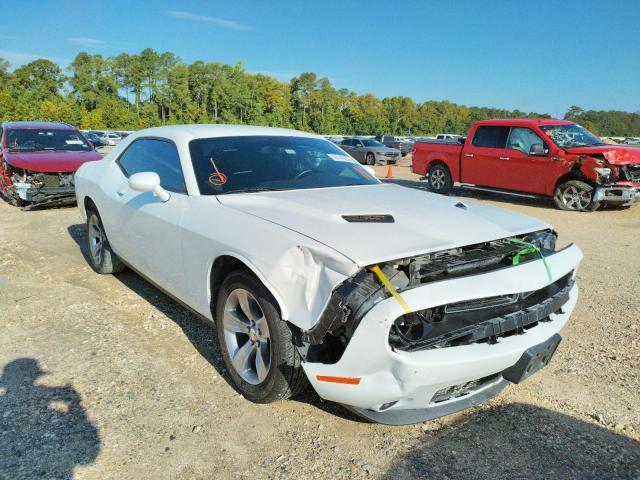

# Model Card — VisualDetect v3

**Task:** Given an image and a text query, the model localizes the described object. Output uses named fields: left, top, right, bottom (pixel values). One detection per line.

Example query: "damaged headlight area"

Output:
left=300, top=229, right=558, bottom=363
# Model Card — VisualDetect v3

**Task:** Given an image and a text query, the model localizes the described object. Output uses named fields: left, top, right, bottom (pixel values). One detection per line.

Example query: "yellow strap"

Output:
left=369, top=265, right=411, bottom=314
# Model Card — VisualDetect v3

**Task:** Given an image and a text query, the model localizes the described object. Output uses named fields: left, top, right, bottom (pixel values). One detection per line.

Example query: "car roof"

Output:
left=2, top=121, right=77, bottom=130
left=474, top=118, right=574, bottom=127
left=128, top=124, right=322, bottom=143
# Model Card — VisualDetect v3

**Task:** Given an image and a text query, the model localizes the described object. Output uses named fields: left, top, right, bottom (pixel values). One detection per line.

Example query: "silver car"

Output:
left=340, top=138, right=400, bottom=165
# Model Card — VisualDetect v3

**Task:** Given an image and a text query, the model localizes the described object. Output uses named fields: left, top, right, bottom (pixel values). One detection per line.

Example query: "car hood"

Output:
left=564, top=145, right=640, bottom=165
left=219, top=183, right=550, bottom=266
left=4, top=150, right=102, bottom=173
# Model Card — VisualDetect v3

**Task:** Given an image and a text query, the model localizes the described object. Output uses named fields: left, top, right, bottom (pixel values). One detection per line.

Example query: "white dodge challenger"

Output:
left=75, top=125, right=582, bottom=424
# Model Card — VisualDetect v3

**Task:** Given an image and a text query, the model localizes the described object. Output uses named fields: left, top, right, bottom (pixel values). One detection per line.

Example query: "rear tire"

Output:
left=428, top=163, right=453, bottom=194
left=216, top=270, right=307, bottom=403
left=553, top=180, right=600, bottom=211
left=86, top=207, right=126, bottom=274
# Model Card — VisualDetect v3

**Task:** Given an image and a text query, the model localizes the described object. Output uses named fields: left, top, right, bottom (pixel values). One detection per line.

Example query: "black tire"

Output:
left=428, top=163, right=453, bottom=194
left=553, top=180, right=600, bottom=212
left=365, top=152, right=376, bottom=166
left=85, top=206, right=126, bottom=274
left=216, top=270, right=307, bottom=403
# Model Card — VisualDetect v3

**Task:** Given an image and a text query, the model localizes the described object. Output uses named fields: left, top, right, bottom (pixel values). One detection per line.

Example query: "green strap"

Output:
left=507, top=238, right=553, bottom=283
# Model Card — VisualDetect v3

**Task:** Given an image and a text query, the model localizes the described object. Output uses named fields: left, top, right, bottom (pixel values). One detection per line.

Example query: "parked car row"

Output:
left=83, top=130, right=132, bottom=146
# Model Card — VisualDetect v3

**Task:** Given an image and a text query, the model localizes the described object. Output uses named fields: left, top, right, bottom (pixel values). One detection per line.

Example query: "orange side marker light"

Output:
left=316, top=375, right=361, bottom=385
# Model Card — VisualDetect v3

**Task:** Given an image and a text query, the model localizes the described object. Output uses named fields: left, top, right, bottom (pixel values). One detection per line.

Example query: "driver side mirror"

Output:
left=529, top=144, right=546, bottom=156
left=128, top=172, right=171, bottom=202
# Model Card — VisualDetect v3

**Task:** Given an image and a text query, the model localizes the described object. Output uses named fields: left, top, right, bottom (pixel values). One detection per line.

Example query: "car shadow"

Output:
left=383, top=403, right=640, bottom=480
left=67, top=223, right=366, bottom=424
left=0, top=358, right=100, bottom=479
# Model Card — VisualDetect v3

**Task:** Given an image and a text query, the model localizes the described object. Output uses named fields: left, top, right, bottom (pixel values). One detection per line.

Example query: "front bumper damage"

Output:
left=593, top=183, right=640, bottom=206
left=301, top=242, right=582, bottom=424
left=10, top=172, right=76, bottom=209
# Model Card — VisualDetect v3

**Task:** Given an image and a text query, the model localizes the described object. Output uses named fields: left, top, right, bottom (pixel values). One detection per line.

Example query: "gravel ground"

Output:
left=0, top=156, right=639, bottom=479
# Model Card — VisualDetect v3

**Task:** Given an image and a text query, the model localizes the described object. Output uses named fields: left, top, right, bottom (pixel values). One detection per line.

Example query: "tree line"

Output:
left=0, top=48, right=638, bottom=137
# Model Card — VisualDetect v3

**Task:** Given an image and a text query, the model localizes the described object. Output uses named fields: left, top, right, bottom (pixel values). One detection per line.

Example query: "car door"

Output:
left=109, top=137, right=189, bottom=300
left=351, top=139, right=366, bottom=162
left=460, top=125, right=511, bottom=189
left=341, top=139, right=358, bottom=161
left=503, top=127, right=558, bottom=194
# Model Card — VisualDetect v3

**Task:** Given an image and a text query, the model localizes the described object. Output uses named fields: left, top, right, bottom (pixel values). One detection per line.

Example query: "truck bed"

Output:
left=412, top=140, right=464, bottom=178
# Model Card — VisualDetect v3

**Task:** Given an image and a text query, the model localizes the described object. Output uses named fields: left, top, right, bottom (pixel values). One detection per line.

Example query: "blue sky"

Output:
left=1, top=0, right=638, bottom=117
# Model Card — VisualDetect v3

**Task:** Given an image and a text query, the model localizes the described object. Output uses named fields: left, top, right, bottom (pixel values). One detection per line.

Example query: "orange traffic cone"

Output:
left=385, top=163, right=394, bottom=178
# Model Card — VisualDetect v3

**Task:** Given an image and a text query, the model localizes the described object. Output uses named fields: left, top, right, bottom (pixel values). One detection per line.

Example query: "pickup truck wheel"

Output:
left=86, top=208, right=126, bottom=274
left=365, top=152, right=376, bottom=166
left=216, top=271, right=308, bottom=403
left=428, top=164, right=453, bottom=194
left=553, top=180, right=600, bottom=212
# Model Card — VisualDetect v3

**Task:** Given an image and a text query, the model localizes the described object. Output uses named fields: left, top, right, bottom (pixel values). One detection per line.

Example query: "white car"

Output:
left=100, top=132, right=122, bottom=146
left=74, top=125, right=582, bottom=424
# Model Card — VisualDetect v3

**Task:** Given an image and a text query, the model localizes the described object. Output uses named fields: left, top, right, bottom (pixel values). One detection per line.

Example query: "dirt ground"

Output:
left=1, top=156, right=639, bottom=480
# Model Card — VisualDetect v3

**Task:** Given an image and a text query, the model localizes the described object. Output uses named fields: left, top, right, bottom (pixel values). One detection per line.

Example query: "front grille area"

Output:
left=33, top=172, right=74, bottom=189
left=390, top=272, right=574, bottom=351
left=620, top=164, right=640, bottom=182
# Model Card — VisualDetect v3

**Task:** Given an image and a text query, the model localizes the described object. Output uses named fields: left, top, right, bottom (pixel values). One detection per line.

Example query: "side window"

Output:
left=507, top=127, right=546, bottom=155
left=471, top=126, right=510, bottom=148
left=354, top=140, right=363, bottom=147
left=117, top=138, right=186, bottom=194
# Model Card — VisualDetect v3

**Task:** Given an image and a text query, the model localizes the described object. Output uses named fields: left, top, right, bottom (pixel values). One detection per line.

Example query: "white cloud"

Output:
left=0, top=49, right=69, bottom=66
left=69, top=37, right=105, bottom=46
left=168, top=10, right=253, bottom=31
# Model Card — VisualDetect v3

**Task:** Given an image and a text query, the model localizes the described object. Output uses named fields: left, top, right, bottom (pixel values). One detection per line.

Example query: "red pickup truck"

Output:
left=412, top=118, right=640, bottom=211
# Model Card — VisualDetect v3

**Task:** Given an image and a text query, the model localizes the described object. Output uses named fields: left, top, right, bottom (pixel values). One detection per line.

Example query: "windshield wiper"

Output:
left=222, top=187, right=282, bottom=195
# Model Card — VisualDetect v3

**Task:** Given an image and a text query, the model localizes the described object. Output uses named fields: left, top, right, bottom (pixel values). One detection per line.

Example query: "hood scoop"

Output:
left=341, top=214, right=395, bottom=223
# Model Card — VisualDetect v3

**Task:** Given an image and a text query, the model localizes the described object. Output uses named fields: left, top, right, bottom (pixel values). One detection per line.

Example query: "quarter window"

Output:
left=471, top=126, right=510, bottom=148
left=117, top=138, right=186, bottom=194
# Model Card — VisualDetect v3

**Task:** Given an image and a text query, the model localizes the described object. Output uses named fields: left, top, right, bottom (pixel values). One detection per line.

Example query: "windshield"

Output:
left=189, top=135, right=380, bottom=195
left=540, top=124, right=604, bottom=148
left=6, top=128, right=91, bottom=152
left=362, top=139, right=384, bottom=147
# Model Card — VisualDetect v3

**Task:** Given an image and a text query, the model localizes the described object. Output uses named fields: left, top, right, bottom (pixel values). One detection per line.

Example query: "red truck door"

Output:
left=502, top=127, right=561, bottom=195
left=460, top=125, right=512, bottom=188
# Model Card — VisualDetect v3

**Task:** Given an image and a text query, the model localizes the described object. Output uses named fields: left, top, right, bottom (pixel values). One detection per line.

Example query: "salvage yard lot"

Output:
left=1, top=158, right=639, bottom=479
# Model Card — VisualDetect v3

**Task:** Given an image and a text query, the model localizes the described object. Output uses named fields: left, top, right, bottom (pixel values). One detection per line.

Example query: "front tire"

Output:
left=365, top=152, right=376, bottom=166
left=428, top=163, right=453, bottom=194
left=216, top=270, right=307, bottom=403
left=86, top=207, right=125, bottom=274
left=553, top=180, right=600, bottom=211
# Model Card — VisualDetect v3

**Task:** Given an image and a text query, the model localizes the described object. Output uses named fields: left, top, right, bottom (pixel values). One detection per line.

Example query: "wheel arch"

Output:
left=553, top=171, right=594, bottom=192
left=208, top=252, right=288, bottom=322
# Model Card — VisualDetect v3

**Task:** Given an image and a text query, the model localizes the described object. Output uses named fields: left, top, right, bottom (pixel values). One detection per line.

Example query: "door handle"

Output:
left=463, top=153, right=474, bottom=158
left=117, top=187, right=127, bottom=196
left=499, top=156, right=510, bottom=161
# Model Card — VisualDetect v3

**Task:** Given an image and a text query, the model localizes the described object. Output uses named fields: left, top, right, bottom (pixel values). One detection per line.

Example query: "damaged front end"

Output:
left=2, top=166, right=77, bottom=208
left=300, top=229, right=560, bottom=363
left=579, top=153, right=640, bottom=206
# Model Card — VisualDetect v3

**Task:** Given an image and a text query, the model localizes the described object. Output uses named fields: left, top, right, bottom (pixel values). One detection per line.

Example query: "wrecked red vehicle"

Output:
left=412, top=119, right=640, bottom=211
left=0, top=121, right=102, bottom=209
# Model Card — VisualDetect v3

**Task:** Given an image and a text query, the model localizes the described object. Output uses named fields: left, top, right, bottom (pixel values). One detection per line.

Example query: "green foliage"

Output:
left=0, top=50, right=637, bottom=137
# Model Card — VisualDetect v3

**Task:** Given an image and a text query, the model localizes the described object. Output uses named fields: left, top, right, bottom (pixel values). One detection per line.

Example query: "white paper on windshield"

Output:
left=328, top=154, right=353, bottom=162
left=65, top=140, right=85, bottom=145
